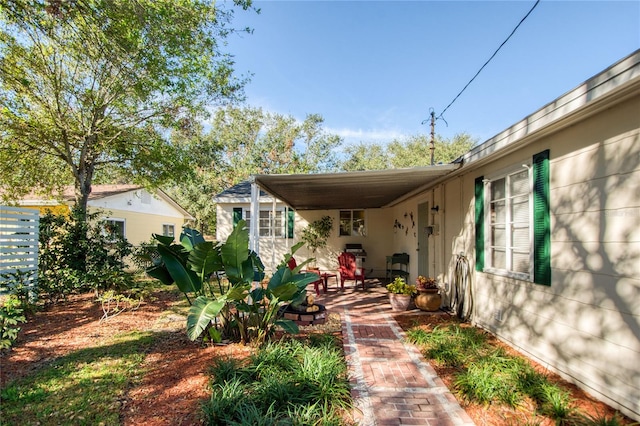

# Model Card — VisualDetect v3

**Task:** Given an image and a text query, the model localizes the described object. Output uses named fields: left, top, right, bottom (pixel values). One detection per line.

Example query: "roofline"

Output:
left=154, top=188, right=195, bottom=221
left=413, top=49, right=640, bottom=192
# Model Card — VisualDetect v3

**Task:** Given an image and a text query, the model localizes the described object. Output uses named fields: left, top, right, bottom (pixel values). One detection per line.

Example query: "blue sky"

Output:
left=225, top=1, right=640, bottom=148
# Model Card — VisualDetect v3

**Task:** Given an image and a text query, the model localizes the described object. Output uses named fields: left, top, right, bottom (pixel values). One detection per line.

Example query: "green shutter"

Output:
left=233, top=207, right=242, bottom=226
left=533, top=150, right=551, bottom=286
left=287, top=208, right=294, bottom=238
left=475, top=176, right=485, bottom=271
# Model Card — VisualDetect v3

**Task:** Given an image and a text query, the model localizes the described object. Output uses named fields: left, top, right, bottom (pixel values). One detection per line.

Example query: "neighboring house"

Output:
left=19, top=185, right=194, bottom=245
left=216, top=50, right=640, bottom=420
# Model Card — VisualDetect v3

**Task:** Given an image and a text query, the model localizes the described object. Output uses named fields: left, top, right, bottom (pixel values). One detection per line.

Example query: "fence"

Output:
left=0, top=206, right=39, bottom=290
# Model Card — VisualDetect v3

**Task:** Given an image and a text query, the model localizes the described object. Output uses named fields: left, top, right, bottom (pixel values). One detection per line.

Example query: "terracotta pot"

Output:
left=414, top=289, right=441, bottom=311
left=389, top=293, right=412, bottom=311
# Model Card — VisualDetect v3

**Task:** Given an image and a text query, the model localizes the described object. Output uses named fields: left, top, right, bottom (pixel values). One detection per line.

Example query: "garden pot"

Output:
left=414, top=289, right=441, bottom=311
left=389, top=293, right=412, bottom=311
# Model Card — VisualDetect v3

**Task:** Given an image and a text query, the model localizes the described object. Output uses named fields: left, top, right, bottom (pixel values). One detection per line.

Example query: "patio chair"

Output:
left=338, top=252, right=366, bottom=290
left=287, top=257, right=325, bottom=295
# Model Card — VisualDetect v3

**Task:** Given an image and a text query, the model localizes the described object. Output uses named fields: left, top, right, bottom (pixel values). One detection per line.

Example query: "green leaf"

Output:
left=156, top=244, right=202, bottom=294
left=271, top=282, right=299, bottom=301
left=153, top=233, right=175, bottom=247
left=221, top=220, right=251, bottom=282
left=145, top=264, right=174, bottom=285
left=188, top=241, right=222, bottom=281
left=275, top=319, right=299, bottom=334
left=187, top=296, right=226, bottom=341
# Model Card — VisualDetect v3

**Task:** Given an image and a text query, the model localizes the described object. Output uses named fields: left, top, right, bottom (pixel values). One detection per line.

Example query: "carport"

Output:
left=246, top=164, right=460, bottom=253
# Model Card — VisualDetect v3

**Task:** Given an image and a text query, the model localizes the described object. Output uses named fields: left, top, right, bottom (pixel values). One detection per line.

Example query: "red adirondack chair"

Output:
left=338, top=252, right=365, bottom=290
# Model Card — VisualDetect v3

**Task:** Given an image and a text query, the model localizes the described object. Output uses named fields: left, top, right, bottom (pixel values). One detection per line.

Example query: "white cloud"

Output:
left=326, top=127, right=407, bottom=145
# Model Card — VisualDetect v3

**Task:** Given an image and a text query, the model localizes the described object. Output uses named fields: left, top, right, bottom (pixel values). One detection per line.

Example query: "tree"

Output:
left=168, top=106, right=343, bottom=233
left=339, top=132, right=477, bottom=171
left=0, top=0, right=254, bottom=219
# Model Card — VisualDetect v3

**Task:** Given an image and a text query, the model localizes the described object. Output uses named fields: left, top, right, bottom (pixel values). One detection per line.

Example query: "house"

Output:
left=19, top=185, right=194, bottom=245
left=214, top=180, right=297, bottom=269
left=215, top=49, right=640, bottom=420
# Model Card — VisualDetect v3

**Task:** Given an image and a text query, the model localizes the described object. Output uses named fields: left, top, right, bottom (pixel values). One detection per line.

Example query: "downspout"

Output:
left=250, top=178, right=260, bottom=256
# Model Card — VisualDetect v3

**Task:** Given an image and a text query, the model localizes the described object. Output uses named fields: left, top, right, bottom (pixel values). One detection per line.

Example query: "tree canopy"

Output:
left=167, top=105, right=342, bottom=234
left=0, top=0, right=253, bottom=215
left=340, top=133, right=477, bottom=171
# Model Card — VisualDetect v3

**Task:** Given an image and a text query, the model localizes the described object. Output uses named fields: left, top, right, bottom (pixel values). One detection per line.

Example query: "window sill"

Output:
left=483, top=268, right=531, bottom=282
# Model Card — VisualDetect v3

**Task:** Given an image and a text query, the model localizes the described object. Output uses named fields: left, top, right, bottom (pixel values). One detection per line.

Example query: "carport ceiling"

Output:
left=253, top=164, right=460, bottom=210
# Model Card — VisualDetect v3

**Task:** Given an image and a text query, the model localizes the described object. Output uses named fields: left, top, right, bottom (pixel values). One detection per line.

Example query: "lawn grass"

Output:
left=203, top=334, right=352, bottom=425
left=0, top=331, right=155, bottom=426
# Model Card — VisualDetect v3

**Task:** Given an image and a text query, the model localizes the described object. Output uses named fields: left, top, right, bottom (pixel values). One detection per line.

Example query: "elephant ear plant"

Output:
left=145, top=220, right=319, bottom=345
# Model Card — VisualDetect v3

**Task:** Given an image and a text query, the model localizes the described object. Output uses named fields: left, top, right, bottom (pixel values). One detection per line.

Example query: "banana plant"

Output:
left=146, top=221, right=319, bottom=344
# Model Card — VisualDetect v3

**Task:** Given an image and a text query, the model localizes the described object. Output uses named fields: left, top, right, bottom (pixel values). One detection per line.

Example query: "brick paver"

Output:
left=315, top=279, right=475, bottom=426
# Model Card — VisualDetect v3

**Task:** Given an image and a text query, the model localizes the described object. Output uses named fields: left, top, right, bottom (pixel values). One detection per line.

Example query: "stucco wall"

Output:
left=90, top=207, right=188, bottom=246
left=434, top=93, right=640, bottom=420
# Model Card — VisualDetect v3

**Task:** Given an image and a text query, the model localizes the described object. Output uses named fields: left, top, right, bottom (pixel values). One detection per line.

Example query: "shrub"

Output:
left=0, top=295, right=27, bottom=350
left=38, top=207, right=135, bottom=303
left=146, top=222, right=320, bottom=344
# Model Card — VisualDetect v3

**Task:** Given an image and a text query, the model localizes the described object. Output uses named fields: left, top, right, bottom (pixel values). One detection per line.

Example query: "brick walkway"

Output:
left=315, top=278, right=475, bottom=426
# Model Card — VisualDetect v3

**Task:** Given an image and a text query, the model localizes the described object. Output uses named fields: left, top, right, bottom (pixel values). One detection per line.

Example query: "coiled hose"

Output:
left=452, top=253, right=473, bottom=321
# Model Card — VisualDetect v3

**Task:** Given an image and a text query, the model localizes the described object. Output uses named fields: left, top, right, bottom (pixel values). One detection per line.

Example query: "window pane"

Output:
left=491, top=178, right=506, bottom=200
left=274, top=211, right=284, bottom=237
left=491, top=200, right=506, bottom=223
left=510, top=170, right=529, bottom=195
left=492, top=249, right=506, bottom=269
left=106, top=220, right=124, bottom=238
left=512, top=251, right=530, bottom=273
left=492, top=225, right=506, bottom=247
left=512, top=225, right=530, bottom=249
left=511, top=196, right=529, bottom=223
left=163, top=224, right=175, bottom=237
left=339, top=211, right=351, bottom=236
left=353, top=210, right=365, bottom=236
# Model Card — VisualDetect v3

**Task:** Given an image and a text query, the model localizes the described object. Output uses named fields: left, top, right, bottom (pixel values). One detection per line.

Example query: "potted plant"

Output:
left=300, top=215, right=333, bottom=268
left=386, top=277, right=416, bottom=311
left=414, top=275, right=441, bottom=311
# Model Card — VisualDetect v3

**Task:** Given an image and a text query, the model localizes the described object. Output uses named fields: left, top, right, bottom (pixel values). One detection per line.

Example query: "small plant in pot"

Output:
left=415, top=276, right=438, bottom=292
left=414, top=276, right=442, bottom=311
left=386, top=277, right=416, bottom=311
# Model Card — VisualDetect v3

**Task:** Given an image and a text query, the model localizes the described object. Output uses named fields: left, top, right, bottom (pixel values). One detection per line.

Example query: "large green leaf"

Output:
left=271, top=282, right=299, bottom=301
left=227, top=283, right=251, bottom=301
left=188, top=241, right=222, bottom=282
left=268, top=267, right=319, bottom=291
left=275, top=319, right=299, bottom=334
left=157, top=244, right=202, bottom=294
left=152, top=233, right=175, bottom=247
left=145, top=264, right=173, bottom=285
left=221, top=220, right=250, bottom=282
left=186, top=296, right=226, bottom=341
left=180, top=227, right=206, bottom=250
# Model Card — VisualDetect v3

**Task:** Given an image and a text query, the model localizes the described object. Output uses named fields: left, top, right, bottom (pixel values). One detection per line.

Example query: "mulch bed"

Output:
left=2, top=292, right=635, bottom=425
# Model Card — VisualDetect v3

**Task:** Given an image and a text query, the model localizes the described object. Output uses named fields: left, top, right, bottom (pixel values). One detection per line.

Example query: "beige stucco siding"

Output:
left=89, top=207, right=188, bottom=246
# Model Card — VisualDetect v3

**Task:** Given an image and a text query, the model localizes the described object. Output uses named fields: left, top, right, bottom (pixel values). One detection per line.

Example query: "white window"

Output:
left=104, top=218, right=125, bottom=240
left=339, top=210, right=366, bottom=236
left=245, top=210, right=285, bottom=238
left=162, top=224, right=175, bottom=238
left=485, top=166, right=532, bottom=278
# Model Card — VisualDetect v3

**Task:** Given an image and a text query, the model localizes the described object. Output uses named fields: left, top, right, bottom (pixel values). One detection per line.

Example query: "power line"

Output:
left=436, top=0, right=541, bottom=120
